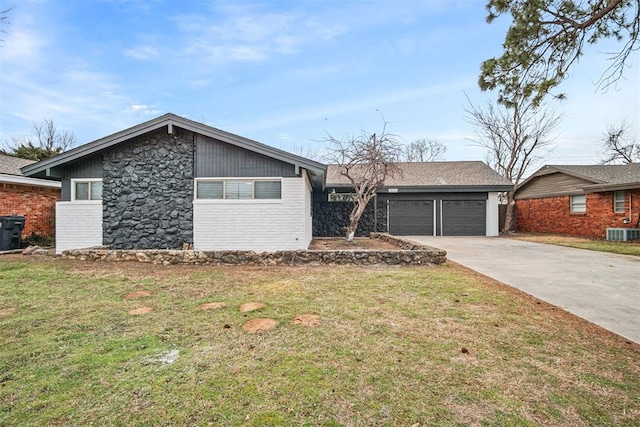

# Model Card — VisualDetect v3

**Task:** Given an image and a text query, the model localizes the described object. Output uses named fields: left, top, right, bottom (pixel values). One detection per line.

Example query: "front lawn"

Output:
left=1, top=257, right=638, bottom=426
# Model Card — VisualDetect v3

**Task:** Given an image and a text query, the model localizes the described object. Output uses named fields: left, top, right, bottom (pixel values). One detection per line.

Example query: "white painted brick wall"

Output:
left=303, top=170, right=313, bottom=246
left=56, top=202, right=103, bottom=254
left=193, top=177, right=311, bottom=252
left=486, top=192, right=500, bottom=236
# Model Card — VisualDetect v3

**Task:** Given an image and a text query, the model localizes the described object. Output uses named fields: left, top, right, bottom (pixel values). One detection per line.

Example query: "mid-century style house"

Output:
left=21, top=114, right=513, bottom=253
left=21, top=114, right=325, bottom=253
left=0, top=153, right=61, bottom=239
left=515, top=164, right=640, bottom=239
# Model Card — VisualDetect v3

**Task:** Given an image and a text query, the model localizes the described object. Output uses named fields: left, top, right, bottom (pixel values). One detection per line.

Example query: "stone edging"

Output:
left=61, top=235, right=447, bottom=266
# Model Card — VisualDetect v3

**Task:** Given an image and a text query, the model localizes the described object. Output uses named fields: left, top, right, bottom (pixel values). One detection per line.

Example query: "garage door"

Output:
left=389, top=200, right=433, bottom=235
left=442, top=200, right=486, bottom=236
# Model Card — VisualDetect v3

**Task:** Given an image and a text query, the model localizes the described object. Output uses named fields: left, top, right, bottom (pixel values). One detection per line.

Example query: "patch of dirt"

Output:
left=0, top=307, right=16, bottom=317
left=196, top=302, right=227, bottom=310
left=129, top=306, right=153, bottom=315
left=308, top=238, right=400, bottom=250
left=242, top=318, right=278, bottom=333
left=291, top=314, right=320, bottom=327
left=240, top=302, right=266, bottom=312
left=507, top=233, right=599, bottom=244
left=123, top=290, right=152, bottom=300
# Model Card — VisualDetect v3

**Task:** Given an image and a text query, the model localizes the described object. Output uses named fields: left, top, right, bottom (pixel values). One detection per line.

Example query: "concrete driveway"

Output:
left=408, top=236, right=640, bottom=344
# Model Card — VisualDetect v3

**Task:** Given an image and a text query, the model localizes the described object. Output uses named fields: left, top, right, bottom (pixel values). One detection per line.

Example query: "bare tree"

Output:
left=0, top=7, right=11, bottom=45
left=465, top=95, right=561, bottom=233
left=402, top=139, right=447, bottom=162
left=3, top=119, right=76, bottom=161
left=324, top=123, right=402, bottom=242
left=600, top=120, right=639, bottom=164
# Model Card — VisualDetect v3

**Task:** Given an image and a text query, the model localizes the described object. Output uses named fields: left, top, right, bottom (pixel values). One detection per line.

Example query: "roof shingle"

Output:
left=0, top=154, right=35, bottom=176
left=326, top=161, right=513, bottom=188
left=542, top=164, right=640, bottom=185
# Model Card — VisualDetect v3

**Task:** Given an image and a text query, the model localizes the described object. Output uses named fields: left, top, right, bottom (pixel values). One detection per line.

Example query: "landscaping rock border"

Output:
left=60, top=234, right=446, bottom=266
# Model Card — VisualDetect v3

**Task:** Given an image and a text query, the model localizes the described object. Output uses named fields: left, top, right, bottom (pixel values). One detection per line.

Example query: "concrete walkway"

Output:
left=408, top=236, right=640, bottom=344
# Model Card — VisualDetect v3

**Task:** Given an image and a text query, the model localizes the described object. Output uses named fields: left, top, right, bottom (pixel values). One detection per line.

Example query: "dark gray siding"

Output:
left=195, top=135, right=296, bottom=178
left=515, top=172, right=593, bottom=199
left=60, top=156, right=104, bottom=201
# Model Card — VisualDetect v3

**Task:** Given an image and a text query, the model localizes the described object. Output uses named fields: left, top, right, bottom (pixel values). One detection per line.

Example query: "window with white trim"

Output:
left=614, top=191, right=625, bottom=213
left=72, top=179, right=103, bottom=201
left=570, top=194, right=586, bottom=213
left=195, top=179, right=281, bottom=200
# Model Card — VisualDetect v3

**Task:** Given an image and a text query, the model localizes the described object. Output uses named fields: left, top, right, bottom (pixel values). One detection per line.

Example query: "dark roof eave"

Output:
left=583, top=181, right=640, bottom=193
left=325, top=184, right=514, bottom=192
left=21, top=113, right=327, bottom=178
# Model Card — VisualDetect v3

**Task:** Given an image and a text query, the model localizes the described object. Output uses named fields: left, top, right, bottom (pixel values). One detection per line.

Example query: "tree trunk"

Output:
left=345, top=198, right=369, bottom=242
left=502, top=192, right=515, bottom=233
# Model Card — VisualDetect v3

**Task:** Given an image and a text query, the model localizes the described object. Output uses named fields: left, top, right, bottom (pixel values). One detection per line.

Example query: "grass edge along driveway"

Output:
left=1, top=257, right=639, bottom=426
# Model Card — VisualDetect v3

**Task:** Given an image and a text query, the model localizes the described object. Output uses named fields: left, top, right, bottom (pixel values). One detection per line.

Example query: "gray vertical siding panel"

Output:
left=60, top=156, right=104, bottom=201
left=195, top=135, right=296, bottom=178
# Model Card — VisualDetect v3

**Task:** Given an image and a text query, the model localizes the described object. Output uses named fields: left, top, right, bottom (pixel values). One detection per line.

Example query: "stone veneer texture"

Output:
left=102, top=129, right=194, bottom=249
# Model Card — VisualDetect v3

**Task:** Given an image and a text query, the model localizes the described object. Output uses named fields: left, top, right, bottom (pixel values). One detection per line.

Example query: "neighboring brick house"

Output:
left=514, top=164, right=640, bottom=238
left=0, top=153, right=61, bottom=239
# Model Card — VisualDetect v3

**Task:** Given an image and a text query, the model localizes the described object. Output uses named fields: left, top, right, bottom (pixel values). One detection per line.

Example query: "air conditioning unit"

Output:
left=606, top=228, right=640, bottom=242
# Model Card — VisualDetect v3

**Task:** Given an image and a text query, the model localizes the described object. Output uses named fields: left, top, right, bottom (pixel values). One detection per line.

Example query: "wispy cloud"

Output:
left=130, top=104, right=161, bottom=116
left=125, top=44, right=159, bottom=61
left=169, top=2, right=346, bottom=65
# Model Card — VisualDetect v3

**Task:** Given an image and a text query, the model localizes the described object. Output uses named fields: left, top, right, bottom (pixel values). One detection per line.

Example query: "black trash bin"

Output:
left=0, top=216, right=26, bottom=251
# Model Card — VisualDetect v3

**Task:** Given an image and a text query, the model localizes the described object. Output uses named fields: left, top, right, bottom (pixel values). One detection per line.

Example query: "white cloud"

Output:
left=125, top=45, right=160, bottom=61
left=130, top=104, right=161, bottom=116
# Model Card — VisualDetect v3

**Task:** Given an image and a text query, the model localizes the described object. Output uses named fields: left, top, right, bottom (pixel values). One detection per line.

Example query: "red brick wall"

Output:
left=515, top=189, right=640, bottom=238
left=0, top=183, right=61, bottom=239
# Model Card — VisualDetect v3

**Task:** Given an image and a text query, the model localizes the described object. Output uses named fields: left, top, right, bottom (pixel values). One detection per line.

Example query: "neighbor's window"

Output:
left=614, top=191, right=625, bottom=213
left=570, top=194, right=586, bottom=213
left=73, top=179, right=102, bottom=201
left=196, top=179, right=281, bottom=200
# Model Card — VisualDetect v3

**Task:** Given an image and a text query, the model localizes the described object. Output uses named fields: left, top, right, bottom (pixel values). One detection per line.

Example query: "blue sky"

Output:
left=1, top=0, right=638, bottom=170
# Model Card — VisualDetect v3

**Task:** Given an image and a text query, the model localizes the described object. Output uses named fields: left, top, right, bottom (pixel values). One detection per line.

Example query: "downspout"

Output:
left=633, top=193, right=640, bottom=228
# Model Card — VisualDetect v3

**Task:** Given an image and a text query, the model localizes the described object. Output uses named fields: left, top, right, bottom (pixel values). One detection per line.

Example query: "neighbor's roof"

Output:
left=0, top=153, right=61, bottom=188
left=518, top=164, right=640, bottom=192
left=21, top=113, right=327, bottom=187
left=326, top=161, right=513, bottom=191
left=0, top=153, right=35, bottom=176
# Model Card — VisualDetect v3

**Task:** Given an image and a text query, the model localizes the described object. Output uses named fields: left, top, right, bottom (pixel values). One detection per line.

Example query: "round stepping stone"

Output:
left=291, top=314, right=320, bottom=327
left=197, top=302, right=227, bottom=310
left=129, top=306, right=153, bottom=315
left=242, top=318, right=278, bottom=333
left=123, top=291, right=152, bottom=300
left=240, top=302, right=266, bottom=313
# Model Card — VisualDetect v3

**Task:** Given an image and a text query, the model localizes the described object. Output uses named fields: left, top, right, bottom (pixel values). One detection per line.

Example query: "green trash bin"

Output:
left=0, top=216, right=26, bottom=250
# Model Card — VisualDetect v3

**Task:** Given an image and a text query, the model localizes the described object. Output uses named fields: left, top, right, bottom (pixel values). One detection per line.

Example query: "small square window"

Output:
left=197, top=181, right=223, bottom=199
left=75, top=182, right=89, bottom=200
left=73, top=180, right=102, bottom=201
left=614, top=191, right=625, bottom=213
left=255, top=181, right=281, bottom=199
left=570, top=195, right=586, bottom=213
left=225, top=180, right=253, bottom=199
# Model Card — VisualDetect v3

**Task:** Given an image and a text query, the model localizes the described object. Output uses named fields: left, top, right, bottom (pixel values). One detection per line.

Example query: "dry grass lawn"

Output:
left=509, top=233, right=640, bottom=256
left=1, top=255, right=638, bottom=426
